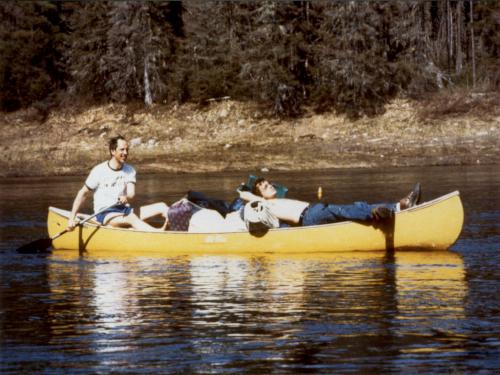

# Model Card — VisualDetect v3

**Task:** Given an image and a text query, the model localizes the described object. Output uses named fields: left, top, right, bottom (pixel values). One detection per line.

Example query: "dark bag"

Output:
left=187, top=191, right=231, bottom=217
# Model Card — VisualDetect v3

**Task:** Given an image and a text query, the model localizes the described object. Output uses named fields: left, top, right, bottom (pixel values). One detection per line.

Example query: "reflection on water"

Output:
left=1, top=249, right=471, bottom=372
left=396, top=252, right=466, bottom=326
left=393, top=252, right=467, bottom=367
left=1, top=165, right=499, bottom=372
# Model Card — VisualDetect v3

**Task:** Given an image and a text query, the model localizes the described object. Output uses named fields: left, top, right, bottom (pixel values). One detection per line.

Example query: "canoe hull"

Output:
left=48, top=191, right=464, bottom=254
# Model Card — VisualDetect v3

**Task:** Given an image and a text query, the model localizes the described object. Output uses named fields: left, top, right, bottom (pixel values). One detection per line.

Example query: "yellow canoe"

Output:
left=48, top=191, right=464, bottom=254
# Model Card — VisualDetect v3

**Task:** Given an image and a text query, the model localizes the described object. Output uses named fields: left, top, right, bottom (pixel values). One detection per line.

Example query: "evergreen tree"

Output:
left=67, top=1, right=179, bottom=105
left=65, top=2, right=112, bottom=103
left=310, top=1, right=418, bottom=117
left=104, top=1, right=176, bottom=105
left=172, top=1, right=245, bottom=103
left=1, top=0, right=498, bottom=115
left=237, top=1, right=315, bottom=115
left=474, top=1, right=500, bottom=88
left=0, top=1, right=66, bottom=111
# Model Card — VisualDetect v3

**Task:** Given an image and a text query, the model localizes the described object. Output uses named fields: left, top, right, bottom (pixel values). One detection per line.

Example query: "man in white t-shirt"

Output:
left=67, top=135, right=161, bottom=231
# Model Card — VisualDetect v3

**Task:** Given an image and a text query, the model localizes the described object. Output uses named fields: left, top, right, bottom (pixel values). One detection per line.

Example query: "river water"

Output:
left=1, top=166, right=499, bottom=373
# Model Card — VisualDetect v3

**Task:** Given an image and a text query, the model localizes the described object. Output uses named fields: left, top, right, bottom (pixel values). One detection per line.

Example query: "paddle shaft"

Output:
left=16, top=202, right=121, bottom=254
left=52, top=202, right=120, bottom=240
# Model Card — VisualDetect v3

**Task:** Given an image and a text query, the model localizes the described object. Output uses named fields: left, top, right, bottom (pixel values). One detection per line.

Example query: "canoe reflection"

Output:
left=393, top=251, right=467, bottom=355
left=46, top=250, right=466, bottom=365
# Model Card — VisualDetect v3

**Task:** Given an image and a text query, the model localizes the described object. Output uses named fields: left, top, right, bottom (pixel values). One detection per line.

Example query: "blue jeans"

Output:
left=301, top=202, right=396, bottom=226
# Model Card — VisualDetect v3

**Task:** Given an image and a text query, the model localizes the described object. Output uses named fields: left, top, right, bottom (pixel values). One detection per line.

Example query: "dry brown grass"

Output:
left=416, top=89, right=500, bottom=121
left=1, top=96, right=499, bottom=177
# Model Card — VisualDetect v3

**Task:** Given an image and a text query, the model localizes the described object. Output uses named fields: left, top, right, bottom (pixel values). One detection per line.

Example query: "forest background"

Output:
left=0, top=0, right=498, bottom=177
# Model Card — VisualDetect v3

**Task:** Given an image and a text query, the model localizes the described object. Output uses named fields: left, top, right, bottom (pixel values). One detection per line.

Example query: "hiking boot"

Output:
left=371, top=206, right=394, bottom=220
left=400, top=182, right=422, bottom=210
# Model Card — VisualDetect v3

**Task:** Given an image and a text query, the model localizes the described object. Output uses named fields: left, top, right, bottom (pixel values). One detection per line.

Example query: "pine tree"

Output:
left=310, top=1, right=418, bottom=117
left=67, top=1, right=179, bottom=105
left=0, top=1, right=66, bottom=111
left=65, top=2, right=112, bottom=103
left=474, top=1, right=500, bottom=89
left=105, top=1, right=176, bottom=105
left=172, top=1, right=245, bottom=103
left=237, top=1, right=317, bottom=115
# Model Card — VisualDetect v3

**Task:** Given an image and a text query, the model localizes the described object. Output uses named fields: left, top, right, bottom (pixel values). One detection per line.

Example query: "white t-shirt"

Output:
left=85, top=161, right=136, bottom=213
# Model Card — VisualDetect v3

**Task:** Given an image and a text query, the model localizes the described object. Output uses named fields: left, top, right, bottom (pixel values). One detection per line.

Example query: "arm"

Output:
left=119, top=181, right=136, bottom=205
left=67, top=185, right=93, bottom=230
left=238, top=190, right=265, bottom=202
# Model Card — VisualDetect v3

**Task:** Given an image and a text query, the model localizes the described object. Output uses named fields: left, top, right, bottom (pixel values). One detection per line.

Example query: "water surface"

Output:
left=1, top=166, right=499, bottom=373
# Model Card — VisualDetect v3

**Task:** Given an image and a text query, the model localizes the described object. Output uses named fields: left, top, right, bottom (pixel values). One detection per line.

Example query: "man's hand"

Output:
left=66, top=217, right=79, bottom=231
left=118, top=195, right=129, bottom=205
left=67, top=185, right=91, bottom=231
left=237, top=182, right=250, bottom=192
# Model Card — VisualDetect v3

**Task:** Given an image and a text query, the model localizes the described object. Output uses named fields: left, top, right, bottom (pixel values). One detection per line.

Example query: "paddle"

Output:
left=16, top=203, right=119, bottom=254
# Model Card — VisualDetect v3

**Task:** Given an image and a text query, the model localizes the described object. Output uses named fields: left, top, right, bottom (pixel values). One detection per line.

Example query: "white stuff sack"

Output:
left=188, top=209, right=226, bottom=233
left=243, top=201, right=280, bottom=230
left=223, top=210, right=247, bottom=232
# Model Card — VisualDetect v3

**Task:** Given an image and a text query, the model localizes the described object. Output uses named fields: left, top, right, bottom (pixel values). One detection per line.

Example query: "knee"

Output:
left=116, top=212, right=139, bottom=226
left=159, top=202, right=169, bottom=217
left=128, top=212, right=142, bottom=222
left=139, top=202, right=169, bottom=220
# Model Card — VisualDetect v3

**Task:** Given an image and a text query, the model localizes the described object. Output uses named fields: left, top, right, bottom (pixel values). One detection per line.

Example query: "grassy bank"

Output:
left=1, top=92, right=498, bottom=177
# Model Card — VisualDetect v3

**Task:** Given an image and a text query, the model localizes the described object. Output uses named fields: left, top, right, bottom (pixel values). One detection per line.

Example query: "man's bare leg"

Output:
left=105, top=212, right=164, bottom=231
left=139, top=202, right=169, bottom=230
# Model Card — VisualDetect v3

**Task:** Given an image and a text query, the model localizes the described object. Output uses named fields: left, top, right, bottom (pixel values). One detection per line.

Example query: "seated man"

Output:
left=67, top=135, right=163, bottom=232
left=239, top=178, right=422, bottom=227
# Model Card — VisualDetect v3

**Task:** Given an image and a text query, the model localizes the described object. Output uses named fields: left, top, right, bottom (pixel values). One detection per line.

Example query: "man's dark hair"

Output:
left=251, top=177, right=267, bottom=196
left=109, top=135, right=126, bottom=155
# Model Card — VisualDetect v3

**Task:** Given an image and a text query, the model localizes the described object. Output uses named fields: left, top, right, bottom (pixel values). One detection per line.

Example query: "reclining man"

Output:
left=239, top=178, right=421, bottom=227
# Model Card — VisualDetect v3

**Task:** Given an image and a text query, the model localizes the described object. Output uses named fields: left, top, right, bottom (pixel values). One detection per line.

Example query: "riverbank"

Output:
left=1, top=93, right=498, bottom=177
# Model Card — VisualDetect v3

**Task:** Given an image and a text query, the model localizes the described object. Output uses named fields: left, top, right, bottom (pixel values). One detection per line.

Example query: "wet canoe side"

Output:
left=48, top=191, right=464, bottom=253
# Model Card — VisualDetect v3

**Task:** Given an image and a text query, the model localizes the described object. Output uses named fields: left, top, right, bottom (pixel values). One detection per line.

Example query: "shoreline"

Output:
left=1, top=99, right=498, bottom=177
left=1, top=162, right=498, bottom=181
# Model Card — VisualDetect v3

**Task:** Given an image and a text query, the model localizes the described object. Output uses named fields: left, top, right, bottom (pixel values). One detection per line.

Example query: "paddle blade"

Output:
left=16, top=238, right=53, bottom=254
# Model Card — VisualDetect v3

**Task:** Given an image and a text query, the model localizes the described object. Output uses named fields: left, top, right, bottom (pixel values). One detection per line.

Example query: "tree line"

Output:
left=0, top=1, right=498, bottom=118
